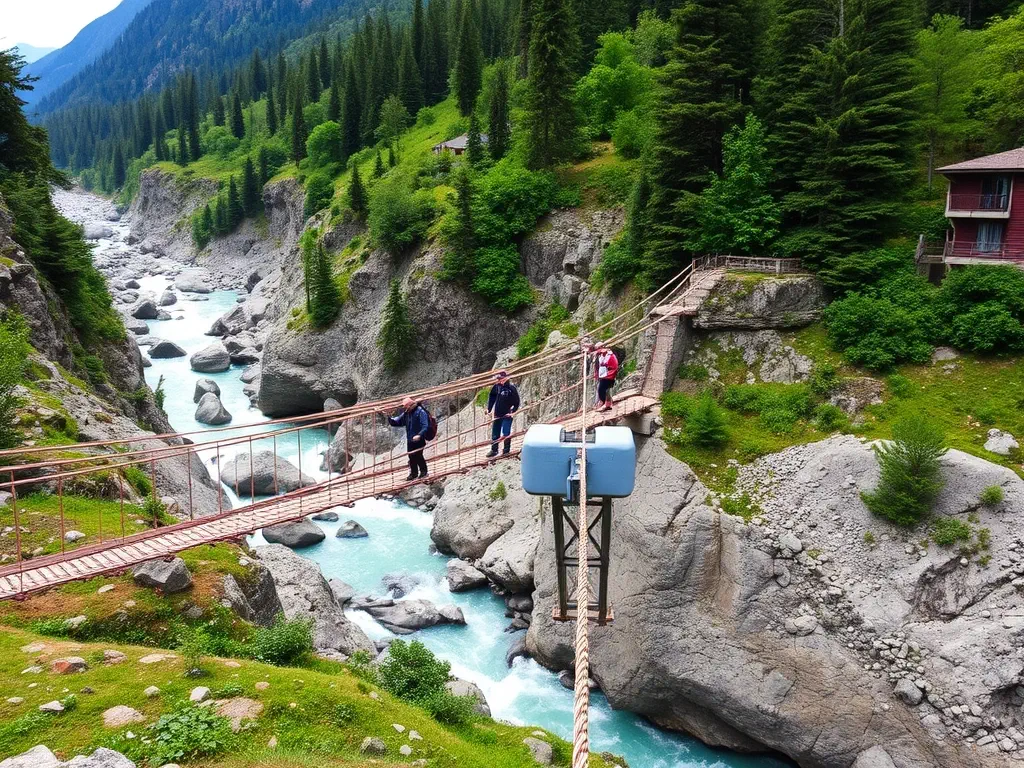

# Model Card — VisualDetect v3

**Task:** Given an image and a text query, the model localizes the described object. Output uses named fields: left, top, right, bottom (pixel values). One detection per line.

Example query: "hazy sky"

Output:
left=2, top=0, right=121, bottom=49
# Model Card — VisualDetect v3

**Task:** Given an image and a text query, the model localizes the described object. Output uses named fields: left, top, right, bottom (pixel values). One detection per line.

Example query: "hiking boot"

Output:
left=419, top=471, right=429, bottom=479
left=405, top=472, right=417, bottom=481
left=485, top=449, right=498, bottom=458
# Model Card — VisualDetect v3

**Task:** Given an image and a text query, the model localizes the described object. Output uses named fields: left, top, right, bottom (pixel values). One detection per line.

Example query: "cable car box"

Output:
left=521, top=424, right=636, bottom=498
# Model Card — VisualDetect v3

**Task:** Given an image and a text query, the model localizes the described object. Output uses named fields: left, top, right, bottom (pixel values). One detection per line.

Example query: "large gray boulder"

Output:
left=355, top=598, right=466, bottom=634
left=0, top=746, right=135, bottom=768
left=132, top=557, right=192, bottom=593
left=193, top=378, right=221, bottom=403
left=336, top=520, right=368, bottom=538
left=190, top=343, right=231, bottom=373
left=526, top=436, right=1009, bottom=767
left=252, top=543, right=375, bottom=655
left=693, top=274, right=827, bottom=330
left=447, top=559, right=488, bottom=592
left=194, top=392, right=232, bottom=425
left=130, top=299, right=159, bottom=320
left=431, top=461, right=538, bottom=593
left=445, top=678, right=491, bottom=717
left=222, top=561, right=282, bottom=625
left=262, top=519, right=325, bottom=548
left=852, top=747, right=897, bottom=768
left=124, top=317, right=149, bottom=335
left=219, top=451, right=316, bottom=495
left=175, top=273, right=212, bottom=294
left=148, top=340, right=188, bottom=360
left=158, top=290, right=177, bottom=306
left=209, top=304, right=252, bottom=336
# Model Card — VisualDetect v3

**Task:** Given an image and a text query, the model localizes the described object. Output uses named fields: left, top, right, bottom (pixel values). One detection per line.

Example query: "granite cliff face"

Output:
left=521, top=435, right=1021, bottom=768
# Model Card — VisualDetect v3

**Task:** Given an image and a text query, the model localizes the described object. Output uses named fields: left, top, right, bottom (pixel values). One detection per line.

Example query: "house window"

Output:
left=980, top=175, right=1010, bottom=210
left=976, top=221, right=1005, bottom=253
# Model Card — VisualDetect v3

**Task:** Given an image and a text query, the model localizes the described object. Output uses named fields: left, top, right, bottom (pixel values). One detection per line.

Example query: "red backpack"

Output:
left=423, top=407, right=438, bottom=441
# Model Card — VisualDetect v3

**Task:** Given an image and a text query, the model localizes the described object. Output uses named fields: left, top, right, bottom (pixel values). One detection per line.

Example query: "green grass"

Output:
left=0, top=627, right=600, bottom=768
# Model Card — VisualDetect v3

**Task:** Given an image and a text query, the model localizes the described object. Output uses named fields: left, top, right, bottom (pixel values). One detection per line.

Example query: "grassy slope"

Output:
left=0, top=626, right=588, bottom=767
left=666, top=318, right=1024, bottom=493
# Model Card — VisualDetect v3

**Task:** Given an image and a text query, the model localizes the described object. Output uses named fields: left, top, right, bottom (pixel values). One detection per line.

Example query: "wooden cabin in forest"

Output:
left=431, top=133, right=488, bottom=156
left=920, top=148, right=1024, bottom=277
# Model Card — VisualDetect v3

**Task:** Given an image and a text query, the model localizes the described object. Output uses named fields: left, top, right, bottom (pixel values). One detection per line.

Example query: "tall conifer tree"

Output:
left=397, top=36, right=425, bottom=115
left=453, top=2, right=483, bottom=115
left=488, top=61, right=511, bottom=160
left=328, top=80, right=341, bottom=122
left=212, top=92, right=225, bottom=126
left=153, top=108, right=167, bottom=161
left=443, top=165, right=476, bottom=281
left=187, top=75, right=201, bottom=160
left=523, top=0, right=580, bottom=168
left=266, top=83, right=278, bottom=135
left=292, top=87, right=307, bottom=162
left=319, top=38, right=331, bottom=89
left=348, top=164, right=368, bottom=214
left=230, top=92, right=245, bottom=139
left=306, top=53, right=321, bottom=103
left=242, top=157, right=260, bottom=216
left=227, top=176, right=243, bottom=228
left=341, top=65, right=362, bottom=162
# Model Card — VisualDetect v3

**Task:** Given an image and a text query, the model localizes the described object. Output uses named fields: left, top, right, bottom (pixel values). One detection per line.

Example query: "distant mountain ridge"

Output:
left=23, top=0, right=156, bottom=110
left=12, top=43, right=56, bottom=64
left=33, top=0, right=352, bottom=117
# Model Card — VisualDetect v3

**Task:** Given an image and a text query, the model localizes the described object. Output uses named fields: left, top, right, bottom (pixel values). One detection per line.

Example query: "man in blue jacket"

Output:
left=486, top=370, right=520, bottom=458
left=389, top=397, right=430, bottom=480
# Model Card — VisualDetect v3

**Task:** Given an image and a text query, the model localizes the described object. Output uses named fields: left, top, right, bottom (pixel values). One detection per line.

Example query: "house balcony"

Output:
left=916, top=237, right=1024, bottom=266
left=945, top=193, right=1011, bottom=218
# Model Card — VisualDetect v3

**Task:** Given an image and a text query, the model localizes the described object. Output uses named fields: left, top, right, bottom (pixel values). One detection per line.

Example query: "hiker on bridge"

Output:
left=389, top=397, right=430, bottom=481
left=590, top=344, right=618, bottom=412
left=486, top=370, right=520, bottom=458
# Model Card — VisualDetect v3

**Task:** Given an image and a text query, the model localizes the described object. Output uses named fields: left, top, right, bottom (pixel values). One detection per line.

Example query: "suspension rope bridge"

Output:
left=0, top=261, right=725, bottom=600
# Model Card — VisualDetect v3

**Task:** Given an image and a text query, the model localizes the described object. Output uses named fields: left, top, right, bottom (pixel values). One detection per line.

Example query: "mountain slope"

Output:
left=33, top=0, right=355, bottom=116
left=12, top=43, right=56, bottom=63
left=23, top=0, right=156, bottom=109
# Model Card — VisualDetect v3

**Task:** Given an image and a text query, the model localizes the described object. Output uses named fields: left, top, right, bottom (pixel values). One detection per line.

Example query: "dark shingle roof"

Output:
left=937, top=147, right=1024, bottom=173
left=432, top=133, right=489, bottom=151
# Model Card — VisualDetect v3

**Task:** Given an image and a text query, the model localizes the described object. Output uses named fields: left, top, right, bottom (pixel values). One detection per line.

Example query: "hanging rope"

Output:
left=572, top=350, right=591, bottom=768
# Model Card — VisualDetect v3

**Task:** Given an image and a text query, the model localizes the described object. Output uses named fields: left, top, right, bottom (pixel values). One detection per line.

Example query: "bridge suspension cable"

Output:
left=572, top=351, right=592, bottom=768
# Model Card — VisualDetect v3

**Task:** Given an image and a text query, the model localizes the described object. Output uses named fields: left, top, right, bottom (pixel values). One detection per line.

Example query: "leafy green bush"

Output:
left=211, top=682, right=244, bottom=699
left=304, top=171, right=335, bottom=217
left=123, top=465, right=151, bottom=496
left=818, top=247, right=913, bottom=296
left=488, top=481, right=507, bottom=501
left=472, top=246, right=534, bottom=313
left=346, top=650, right=379, bottom=683
left=473, top=160, right=560, bottom=246
left=611, top=109, right=652, bottom=158
left=247, top=615, right=313, bottom=665
left=686, top=393, right=728, bottom=446
left=306, top=120, right=342, bottom=167
left=596, top=237, right=643, bottom=291
left=980, top=485, right=1004, bottom=506
left=813, top=403, right=848, bottom=433
left=931, top=517, right=972, bottom=547
left=151, top=704, right=234, bottom=764
left=947, top=302, right=1024, bottom=353
left=368, top=176, right=436, bottom=254
left=936, top=266, right=1024, bottom=353
left=824, top=292, right=935, bottom=370
left=808, top=364, right=840, bottom=397
left=886, top=374, right=912, bottom=398
left=862, top=416, right=946, bottom=526
left=423, top=688, right=477, bottom=725
left=723, top=383, right=813, bottom=434
left=378, top=640, right=451, bottom=703
left=176, top=624, right=210, bottom=676
left=659, top=392, right=691, bottom=420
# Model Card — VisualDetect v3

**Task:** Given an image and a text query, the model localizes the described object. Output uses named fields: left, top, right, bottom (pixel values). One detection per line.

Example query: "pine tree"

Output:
left=397, top=36, right=425, bottom=115
left=442, top=165, right=476, bottom=281
left=214, top=192, right=228, bottom=234
left=292, top=88, right=307, bottom=162
left=452, top=2, right=484, bottom=116
left=488, top=60, right=511, bottom=160
left=373, top=149, right=386, bottom=178
left=306, top=52, right=321, bottom=103
left=319, top=38, right=331, bottom=89
left=779, top=0, right=919, bottom=266
left=161, top=88, right=176, bottom=132
left=378, top=15, right=398, bottom=100
left=348, top=164, right=368, bottom=214
left=523, top=0, right=580, bottom=168
left=251, top=49, right=268, bottom=97
left=377, top=279, right=415, bottom=372
left=258, top=146, right=269, bottom=184
left=328, top=80, right=341, bottom=122
left=423, top=0, right=448, bottom=103
left=153, top=108, right=167, bottom=161
left=227, top=176, right=244, bottom=228
left=644, top=0, right=753, bottom=276
left=388, top=145, right=397, bottom=168
left=187, top=75, right=201, bottom=160
left=230, top=92, right=245, bottom=139
left=177, top=125, right=188, bottom=166
left=112, top=144, right=126, bottom=188
left=310, top=241, right=340, bottom=327
left=201, top=203, right=213, bottom=242
left=212, top=92, right=226, bottom=126
left=517, top=0, right=535, bottom=77
left=242, top=157, right=261, bottom=216
left=862, top=415, right=946, bottom=526
left=266, top=83, right=278, bottom=135
left=341, top=65, right=362, bottom=162
left=466, top=113, right=485, bottom=165
left=412, top=0, right=426, bottom=68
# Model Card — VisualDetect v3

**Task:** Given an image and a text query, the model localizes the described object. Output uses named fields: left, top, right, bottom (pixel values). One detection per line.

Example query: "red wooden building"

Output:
left=921, top=148, right=1024, bottom=274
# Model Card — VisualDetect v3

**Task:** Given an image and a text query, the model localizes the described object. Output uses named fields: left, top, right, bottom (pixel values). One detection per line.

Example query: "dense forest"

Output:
left=27, top=0, right=1024, bottom=345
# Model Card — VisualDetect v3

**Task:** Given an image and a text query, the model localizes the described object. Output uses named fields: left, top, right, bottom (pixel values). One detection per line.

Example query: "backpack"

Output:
left=423, top=407, right=438, bottom=441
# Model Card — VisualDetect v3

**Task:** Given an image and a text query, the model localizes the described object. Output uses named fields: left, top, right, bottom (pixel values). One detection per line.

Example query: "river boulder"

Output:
left=355, top=598, right=465, bottom=634
left=193, top=378, right=221, bottom=403
left=447, top=559, right=488, bottom=592
left=262, top=520, right=325, bottom=548
left=194, top=393, right=231, bottom=425
left=219, top=450, right=316, bottom=495
left=251, top=543, right=375, bottom=656
left=175, top=273, right=212, bottom=294
left=132, top=557, right=192, bottom=593
left=149, top=340, right=187, bottom=359
left=209, top=304, right=253, bottom=336
left=336, top=520, right=368, bottom=538
left=190, top=342, right=231, bottom=373
left=130, top=299, right=159, bottom=320
left=124, top=317, right=149, bottom=335
left=445, top=678, right=491, bottom=717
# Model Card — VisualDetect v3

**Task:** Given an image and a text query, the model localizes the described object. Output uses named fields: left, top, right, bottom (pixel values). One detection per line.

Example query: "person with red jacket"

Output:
left=594, top=345, right=618, bottom=412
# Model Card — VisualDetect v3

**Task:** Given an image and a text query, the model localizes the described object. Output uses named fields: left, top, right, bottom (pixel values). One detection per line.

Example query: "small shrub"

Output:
left=720, top=492, right=759, bottom=521
left=659, top=392, right=691, bottom=420
left=154, top=375, right=166, bottom=411
left=980, top=485, right=1004, bottom=506
left=142, top=492, right=166, bottom=523
left=423, top=689, right=477, bottom=725
left=863, top=530, right=875, bottom=545
left=685, top=393, right=728, bottom=447
left=123, top=465, right=151, bottom=496
left=347, top=650, right=379, bottom=683
left=813, top=403, right=848, bottom=433
left=862, top=415, right=946, bottom=526
left=151, top=704, right=234, bottom=764
left=472, top=245, right=534, bottom=313
left=247, top=615, right=313, bottom=665
left=211, top=683, right=244, bottom=699
left=488, top=481, right=507, bottom=501
left=334, top=703, right=355, bottom=725
left=304, top=171, right=335, bottom=217
left=517, top=303, right=570, bottom=358
left=973, top=406, right=997, bottom=426
left=378, top=639, right=451, bottom=705
left=886, top=374, right=912, bottom=399
left=176, top=625, right=210, bottom=677
left=808, top=364, right=840, bottom=397
left=931, top=517, right=972, bottom=547
left=678, top=363, right=709, bottom=382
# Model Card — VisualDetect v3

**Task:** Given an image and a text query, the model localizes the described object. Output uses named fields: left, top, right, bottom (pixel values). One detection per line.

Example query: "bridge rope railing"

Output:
left=0, top=261, right=714, bottom=578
